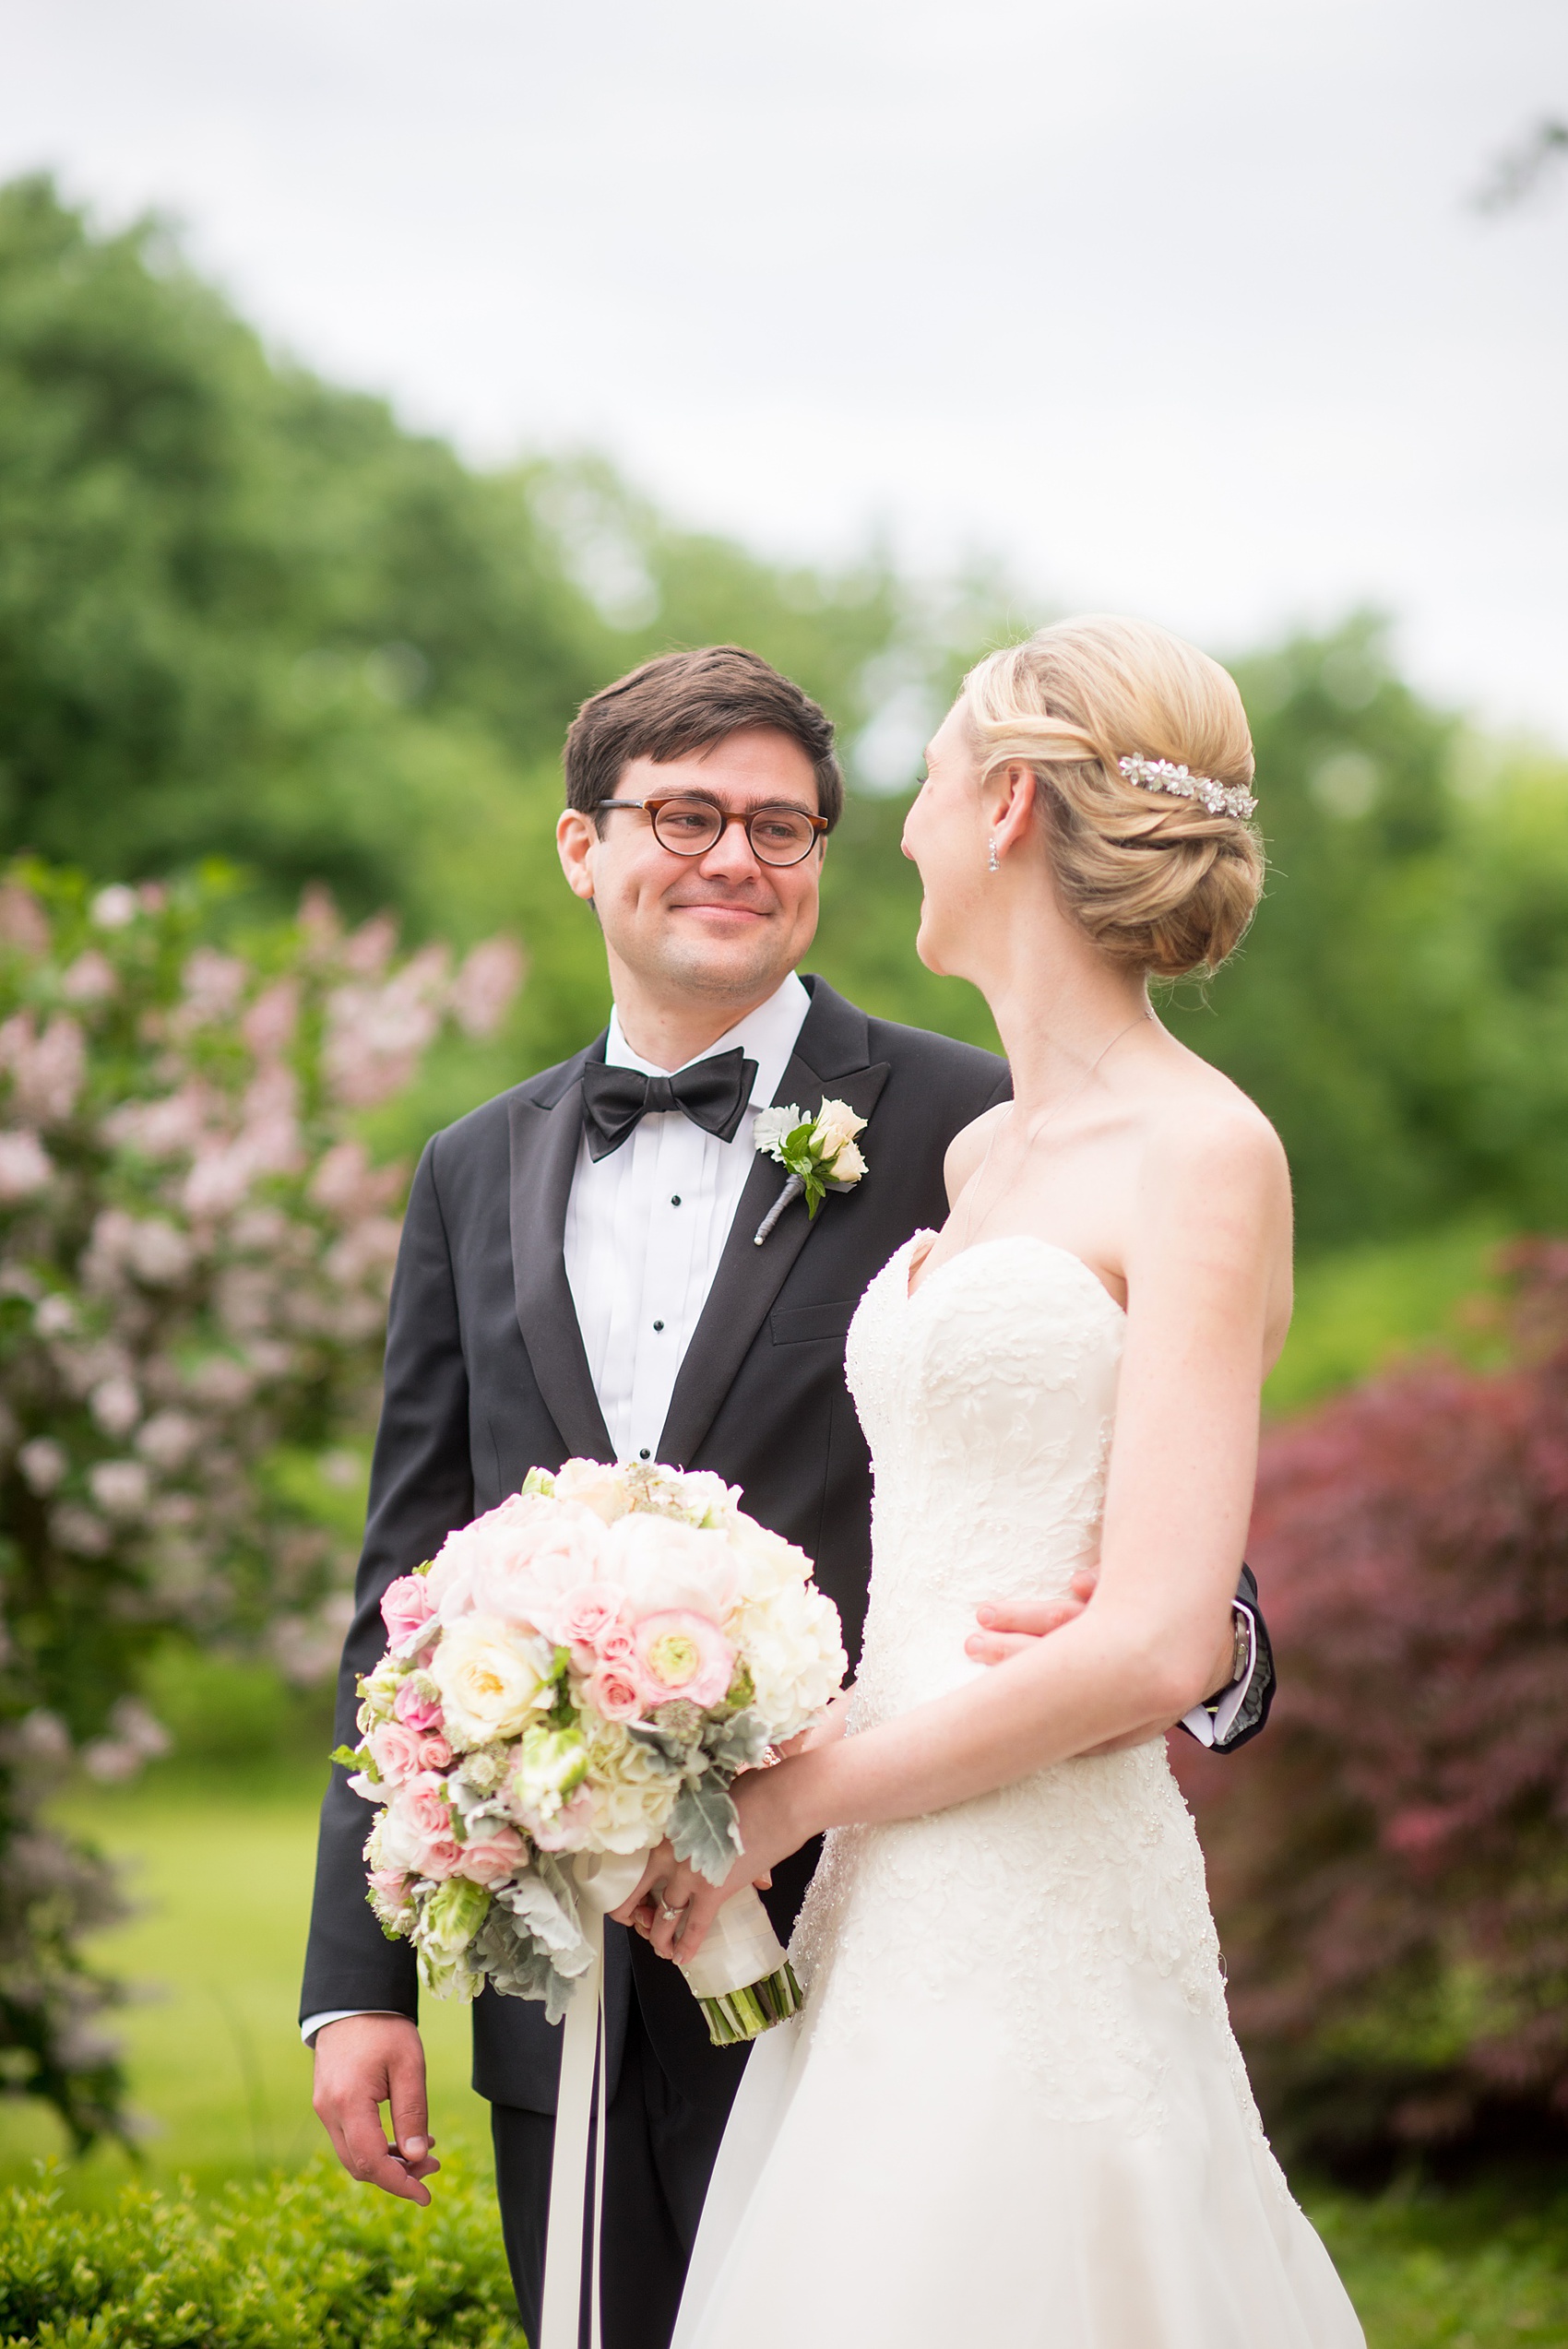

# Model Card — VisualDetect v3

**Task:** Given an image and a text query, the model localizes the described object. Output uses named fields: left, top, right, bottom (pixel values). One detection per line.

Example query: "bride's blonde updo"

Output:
left=961, top=614, right=1265, bottom=978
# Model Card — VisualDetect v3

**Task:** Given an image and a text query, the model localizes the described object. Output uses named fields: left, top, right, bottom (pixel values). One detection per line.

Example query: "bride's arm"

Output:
left=641, top=1104, right=1289, bottom=1961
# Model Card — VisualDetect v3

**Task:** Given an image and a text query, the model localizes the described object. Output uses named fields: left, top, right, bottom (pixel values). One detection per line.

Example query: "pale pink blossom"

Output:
left=0, top=1130, right=53, bottom=1201
left=18, top=1438, right=67, bottom=1493
left=0, top=884, right=49, bottom=953
left=368, top=1867, right=413, bottom=1909
left=586, top=1661, right=646, bottom=1722
left=135, top=1411, right=199, bottom=1471
left=0, top=1014, right=86, bottom=1126
left=381, top=1573, right=436, bottom=1649
left=177, top=946, right=246, bottom=1025
left=368, top=1720, right=424, bottom=1785
left=392, top=1676, right=444, bottom=1733
left=455, top=1827, right=526, bottom=1885
left=417, top=1833, right=464, bottom=1880
left=398, top=1772, right=455, bottom=1845
left=89, top=1378, right=141, bottom=1439
left=89, top=1461, right=151, bottom=1519
left=450, top=938, right=526, bottom=1038
left=556, top=1584, right=628, bottom=1654
left=90, top=884, right=138, bottom=930
left=60, top=951, right=116, bottom=1004
left=416, top=1734, right=453, bottom=1772
left=633, top=1610, right=733, bottom=1709
left=241, top=979, right=299, bottom=1062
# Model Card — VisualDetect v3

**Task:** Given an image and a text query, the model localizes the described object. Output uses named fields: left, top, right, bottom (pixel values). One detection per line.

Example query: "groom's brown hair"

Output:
left=564, top=646, right=844, bottom=829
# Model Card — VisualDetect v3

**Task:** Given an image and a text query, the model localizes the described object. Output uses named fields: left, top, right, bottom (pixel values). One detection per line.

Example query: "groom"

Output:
left=301, top=646, right=1272, bottom=2349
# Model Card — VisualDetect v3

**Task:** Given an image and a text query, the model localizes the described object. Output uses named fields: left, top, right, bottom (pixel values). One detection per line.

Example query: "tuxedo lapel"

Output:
left=656, top=981, right=890, bottom=1470
left=507, top=1061, right=614, bottom=1465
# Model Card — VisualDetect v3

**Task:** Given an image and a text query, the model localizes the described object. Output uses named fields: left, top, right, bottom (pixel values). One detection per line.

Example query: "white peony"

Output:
left=427, top=1492, right=607, bottom=1627
left=600, top=1511, right=739, bottom=1624
left=431, top=1615, right=551, bottom=1749
left=733, top=1579, right=847, bottom=1739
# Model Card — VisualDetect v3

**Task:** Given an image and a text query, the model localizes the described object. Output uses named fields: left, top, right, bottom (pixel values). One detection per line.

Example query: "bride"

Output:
left=619, top=615, right=1365, bottom=2346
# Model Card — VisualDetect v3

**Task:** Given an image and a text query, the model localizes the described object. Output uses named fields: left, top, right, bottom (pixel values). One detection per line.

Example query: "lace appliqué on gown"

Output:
left=791, top=1237, right=1283, bottom=2164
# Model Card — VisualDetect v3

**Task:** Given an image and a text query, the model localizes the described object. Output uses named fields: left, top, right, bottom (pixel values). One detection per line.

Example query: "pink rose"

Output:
left=419, top=1833, right=464, bottom=1879
left=596, top=1626, right=637, bottom=1668
left=417, top=1734, right=454, bottom=1772
left=400, top=1771, right=454, bottom=1844
left=586, top=1661, right=646, bottom=1722
left=634, top=1610, right=733, bottom=1709
left=393, top=1678, right=444, bottom=1733
left=381, top=1573, right=435, bottom=1649
left=368, top=1867, right=413, bottom=1909
left=367, top=1720, right=423, bottom=1785
left=556, top=1584, right=626, bottom=1651
left=456, top=1826, right=526, bottom=1885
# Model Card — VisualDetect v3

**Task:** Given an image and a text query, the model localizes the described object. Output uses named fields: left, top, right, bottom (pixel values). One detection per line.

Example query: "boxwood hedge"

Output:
left=0, top=2157, right=524, bottom=2347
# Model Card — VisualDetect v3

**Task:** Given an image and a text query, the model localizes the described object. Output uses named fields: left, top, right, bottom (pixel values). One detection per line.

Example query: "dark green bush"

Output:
left=0, top=2158, right=524, bottom=2347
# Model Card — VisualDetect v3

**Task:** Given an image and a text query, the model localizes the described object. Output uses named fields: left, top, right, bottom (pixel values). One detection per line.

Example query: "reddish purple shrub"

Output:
left=1175, top=1240, right=1568, bottom=2160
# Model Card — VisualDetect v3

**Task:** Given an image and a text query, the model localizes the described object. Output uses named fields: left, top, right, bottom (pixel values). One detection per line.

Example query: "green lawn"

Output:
left=5, top=1765, right=1568, bottom=2344
left=0, top=1763, right=492, bottom=2201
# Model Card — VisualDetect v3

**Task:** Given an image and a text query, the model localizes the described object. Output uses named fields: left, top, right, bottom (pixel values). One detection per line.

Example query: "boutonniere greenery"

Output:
left=752, top=1097, right=869, bottom=1245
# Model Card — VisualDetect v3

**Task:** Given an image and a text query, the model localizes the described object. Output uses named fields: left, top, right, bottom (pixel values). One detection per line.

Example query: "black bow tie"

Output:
left=580, top=1048, right=760, bottom=1162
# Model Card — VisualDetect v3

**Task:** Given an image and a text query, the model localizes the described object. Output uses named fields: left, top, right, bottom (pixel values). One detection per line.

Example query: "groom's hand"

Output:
left=968, top=1575, right=1238, bottom=1714
left=965, top=1571, right=1099, bottom=1664
left=312, top=2014, right=440, bottom=2204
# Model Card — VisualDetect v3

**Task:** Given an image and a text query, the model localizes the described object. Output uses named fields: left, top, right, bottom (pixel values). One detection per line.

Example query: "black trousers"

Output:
left=490, top=1999, right=737, bottom=2349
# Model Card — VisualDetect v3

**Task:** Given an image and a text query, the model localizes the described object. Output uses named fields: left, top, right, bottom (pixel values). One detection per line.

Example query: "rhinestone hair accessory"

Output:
left=1118, top=754, right=1257, bottom=822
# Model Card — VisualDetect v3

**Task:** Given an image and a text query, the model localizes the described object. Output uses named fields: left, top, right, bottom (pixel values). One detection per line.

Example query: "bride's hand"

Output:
left=638, top=1763, right=808, bottom=1964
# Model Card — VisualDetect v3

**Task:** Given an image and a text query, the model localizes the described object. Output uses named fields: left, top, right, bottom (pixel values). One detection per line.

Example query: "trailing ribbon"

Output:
left=539, top=1864, right=801, bottom=2348
left=539, top=1849, right=645, bottom=2349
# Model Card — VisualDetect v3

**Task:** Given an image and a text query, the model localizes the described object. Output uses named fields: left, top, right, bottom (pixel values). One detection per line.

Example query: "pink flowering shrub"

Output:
left=0, top=863, right=521, bottom=2147
left=1175, top=1240, right=1568, bottom=2169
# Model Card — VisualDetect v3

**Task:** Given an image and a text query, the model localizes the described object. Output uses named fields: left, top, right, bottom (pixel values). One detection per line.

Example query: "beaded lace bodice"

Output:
left=790, top=1233, right=1282, bottom=2159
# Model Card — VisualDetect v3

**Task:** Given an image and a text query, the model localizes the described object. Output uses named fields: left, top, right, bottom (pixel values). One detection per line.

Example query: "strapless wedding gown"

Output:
left=671, top=1235, right=1363, bottom=2349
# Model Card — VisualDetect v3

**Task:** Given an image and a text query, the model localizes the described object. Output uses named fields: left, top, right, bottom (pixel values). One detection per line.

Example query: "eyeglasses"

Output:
left=596, top=795, right=827, bottom=868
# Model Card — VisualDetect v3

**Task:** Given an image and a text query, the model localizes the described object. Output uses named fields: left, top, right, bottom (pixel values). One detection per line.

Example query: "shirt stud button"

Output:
left=653, top=1320, right=664, bottom=1332
left=671, top=1194, right=682, bottom=1206
left=638, top=1448, right=651, bottom=1460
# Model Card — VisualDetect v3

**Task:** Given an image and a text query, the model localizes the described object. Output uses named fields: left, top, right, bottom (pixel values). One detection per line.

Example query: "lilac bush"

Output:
left=0, top=864, right=521, bottom=2146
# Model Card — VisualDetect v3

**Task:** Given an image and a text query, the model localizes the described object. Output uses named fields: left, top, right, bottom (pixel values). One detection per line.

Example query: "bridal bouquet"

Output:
left=336, top=1459, right=846, bottom=2045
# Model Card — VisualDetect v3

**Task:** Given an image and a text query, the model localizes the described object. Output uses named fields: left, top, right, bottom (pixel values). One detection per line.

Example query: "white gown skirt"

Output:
left=671, top=1756, right=1365, bottom=2349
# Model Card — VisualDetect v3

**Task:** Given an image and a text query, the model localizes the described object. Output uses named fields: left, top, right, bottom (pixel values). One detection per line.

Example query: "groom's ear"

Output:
left=557, top=807, right=600, bottom=904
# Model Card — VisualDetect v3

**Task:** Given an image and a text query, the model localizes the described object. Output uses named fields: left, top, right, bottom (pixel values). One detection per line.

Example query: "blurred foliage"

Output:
left=1178, top=1241, right=1568, bottom=2171
left=1263, top=1216, right=1510, bottom=1417
left=6, top=173, right=1568, bottom=1258
left=0, top=2155, right=522, bottom=2346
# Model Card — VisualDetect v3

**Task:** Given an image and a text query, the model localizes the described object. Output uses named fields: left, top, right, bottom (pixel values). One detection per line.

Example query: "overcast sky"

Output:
left=3, top=0, right=1564, bottom=740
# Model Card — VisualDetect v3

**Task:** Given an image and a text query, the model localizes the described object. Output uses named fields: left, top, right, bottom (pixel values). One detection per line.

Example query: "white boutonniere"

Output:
left=752, top=1097, right=869, bottom=1245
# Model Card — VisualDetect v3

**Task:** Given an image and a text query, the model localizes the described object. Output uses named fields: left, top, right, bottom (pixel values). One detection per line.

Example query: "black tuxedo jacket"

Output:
left=300, top=976, right=1269, bottom=2118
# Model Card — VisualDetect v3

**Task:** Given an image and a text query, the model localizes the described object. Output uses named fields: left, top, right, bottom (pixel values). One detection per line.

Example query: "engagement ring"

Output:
left=659, top=1899, right=689, bottom=1923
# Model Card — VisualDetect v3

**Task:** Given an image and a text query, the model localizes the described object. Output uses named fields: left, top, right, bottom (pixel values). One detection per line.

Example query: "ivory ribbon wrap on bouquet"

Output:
left=539, top=1862, right=793, bottom=2349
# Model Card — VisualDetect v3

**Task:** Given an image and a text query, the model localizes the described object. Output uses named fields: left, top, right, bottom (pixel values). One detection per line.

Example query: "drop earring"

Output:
left=987, top=836, right=999, bottom=873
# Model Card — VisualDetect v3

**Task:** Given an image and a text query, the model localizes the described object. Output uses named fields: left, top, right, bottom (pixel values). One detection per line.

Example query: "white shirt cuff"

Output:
left=301, top=2007, right=406, bottom=2046
left=1181, top=1602, right=1258, bottom=1749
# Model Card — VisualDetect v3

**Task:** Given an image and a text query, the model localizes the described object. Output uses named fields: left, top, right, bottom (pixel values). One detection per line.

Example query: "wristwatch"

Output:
left=1230, top=1610, right=1252, bottom=1684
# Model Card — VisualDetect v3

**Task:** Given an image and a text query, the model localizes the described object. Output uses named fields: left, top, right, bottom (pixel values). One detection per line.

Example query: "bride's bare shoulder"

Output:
left=1139, top=1056, right=1291, bottom=1263
left=944, top=1101, right=1009, bottom=1207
